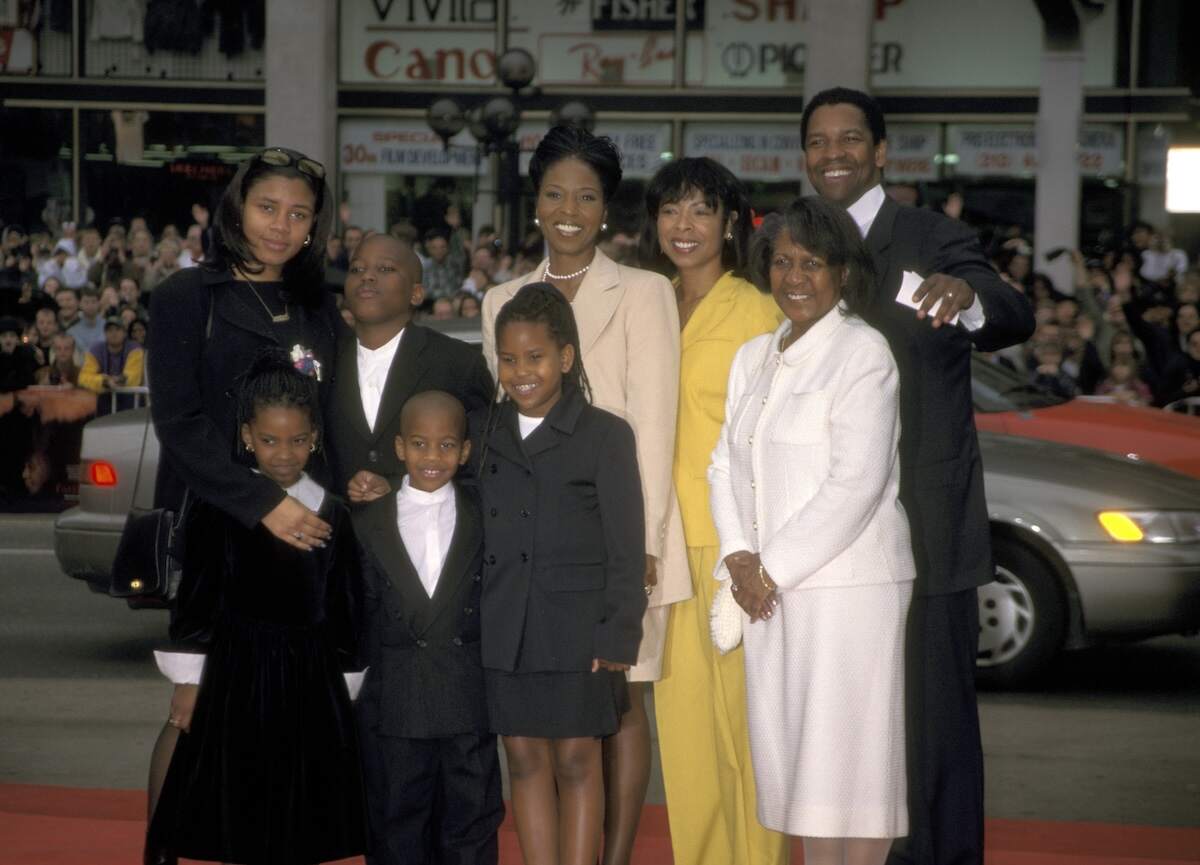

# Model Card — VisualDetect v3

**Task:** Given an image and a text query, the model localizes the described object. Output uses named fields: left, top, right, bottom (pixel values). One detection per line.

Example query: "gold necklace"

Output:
left=241, top=280, right=290, bottom=323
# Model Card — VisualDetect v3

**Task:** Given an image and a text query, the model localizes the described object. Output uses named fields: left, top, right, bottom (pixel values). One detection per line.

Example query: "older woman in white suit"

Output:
left=708, top=198, right=916, bottom=865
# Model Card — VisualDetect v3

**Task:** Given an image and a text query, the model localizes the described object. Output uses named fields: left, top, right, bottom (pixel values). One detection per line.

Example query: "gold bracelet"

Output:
left=758, top=562, right=772, bottom=592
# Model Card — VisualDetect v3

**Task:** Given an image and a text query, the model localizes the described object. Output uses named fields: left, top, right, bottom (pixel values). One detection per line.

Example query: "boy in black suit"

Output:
left=353, top=390, right=502, bottom=865
left=327, top=233, right=493, bottom=502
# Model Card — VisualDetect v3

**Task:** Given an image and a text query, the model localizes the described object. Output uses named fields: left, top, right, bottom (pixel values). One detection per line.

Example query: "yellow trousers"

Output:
left=654, top=546, right=790, bottom=865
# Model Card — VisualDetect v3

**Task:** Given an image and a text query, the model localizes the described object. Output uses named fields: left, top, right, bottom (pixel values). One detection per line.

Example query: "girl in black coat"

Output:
left=471, top=283, right=646, bottom=865
left=145, top=349, right=366, bottom=865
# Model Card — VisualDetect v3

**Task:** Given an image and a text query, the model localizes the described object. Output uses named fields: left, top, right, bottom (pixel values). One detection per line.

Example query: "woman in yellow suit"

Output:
left=642, top=158, right=787, bottom=865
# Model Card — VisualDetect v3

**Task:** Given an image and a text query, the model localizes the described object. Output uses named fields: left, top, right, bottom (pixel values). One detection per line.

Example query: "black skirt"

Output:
left=146, top=617, right=367, bottom=865
left=485, top=667, right=630, bottom=739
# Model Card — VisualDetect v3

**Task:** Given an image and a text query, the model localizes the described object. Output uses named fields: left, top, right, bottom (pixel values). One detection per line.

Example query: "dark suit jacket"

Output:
left=353, top=482, right=488, bottom=739
left=469, top=386, right=647, bottom=673
left=147, top=266, right=340, bottom=526
left=325, top=323, right=493, bottom=493
left=864, top=195, right=1035, bottom=596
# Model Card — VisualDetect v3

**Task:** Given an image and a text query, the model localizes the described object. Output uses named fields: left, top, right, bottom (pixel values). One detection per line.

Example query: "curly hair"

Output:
left=749, top=197, right=876, bottom=321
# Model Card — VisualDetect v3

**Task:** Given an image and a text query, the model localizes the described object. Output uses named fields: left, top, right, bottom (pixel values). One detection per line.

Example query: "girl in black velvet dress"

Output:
left=145, top=350, right=366, bottom=865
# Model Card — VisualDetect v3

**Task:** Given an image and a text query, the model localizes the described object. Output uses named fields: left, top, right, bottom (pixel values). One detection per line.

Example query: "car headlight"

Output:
left=1097, top=511, right=1200, bottom=543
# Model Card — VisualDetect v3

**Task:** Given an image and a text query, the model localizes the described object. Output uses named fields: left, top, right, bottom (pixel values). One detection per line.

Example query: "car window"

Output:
left=971, top=355, right=1070, bottom=412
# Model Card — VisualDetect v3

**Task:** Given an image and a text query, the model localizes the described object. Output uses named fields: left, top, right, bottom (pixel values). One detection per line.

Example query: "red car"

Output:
left=972, top=358, right=1200, bottom=479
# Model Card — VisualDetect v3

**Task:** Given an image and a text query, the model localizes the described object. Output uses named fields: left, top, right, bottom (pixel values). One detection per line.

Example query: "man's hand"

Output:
left=261, top=496, right=332, bottom=551
left=912, top=273, right=976, bottom=328
left=347, top=470, right=391, bottom=503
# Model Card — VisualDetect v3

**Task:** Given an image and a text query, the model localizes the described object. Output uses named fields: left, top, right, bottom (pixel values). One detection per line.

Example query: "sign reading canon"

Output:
left=340, top=0, right=1116, bottom=87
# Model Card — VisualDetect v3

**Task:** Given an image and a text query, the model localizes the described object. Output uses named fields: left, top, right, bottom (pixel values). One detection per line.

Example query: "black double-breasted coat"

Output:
left=352, top=482, right=488, bottom=738
left=469, top=386, right=647, bottom=674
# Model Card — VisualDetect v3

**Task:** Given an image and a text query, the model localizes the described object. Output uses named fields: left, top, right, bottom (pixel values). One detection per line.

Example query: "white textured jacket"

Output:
left=708, top=306, right=916, bottom=591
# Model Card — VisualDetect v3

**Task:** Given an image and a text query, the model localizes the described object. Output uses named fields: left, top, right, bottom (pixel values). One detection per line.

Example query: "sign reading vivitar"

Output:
left=591, top=0, right=704, bottom=30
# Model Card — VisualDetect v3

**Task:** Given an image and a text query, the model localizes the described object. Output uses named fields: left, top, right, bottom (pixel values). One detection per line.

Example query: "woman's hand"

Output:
left=643, top=555, right=658, bottom=595
left=261, top=496, right=332, bottom=551
left=167, top=684, right=199, bottom=734
left=347, top=470, right=391, bottom=503
left=725, top=551, right=778, bottom=622
left=592, top=658, right=631, bottom=673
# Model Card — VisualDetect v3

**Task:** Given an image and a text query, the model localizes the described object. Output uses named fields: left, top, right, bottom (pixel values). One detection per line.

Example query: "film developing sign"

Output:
left=340, top=120, right=482, bottom=177
left=340, top=118, right=669, bottom=179
left=948, top=125, right=1124, bottom=178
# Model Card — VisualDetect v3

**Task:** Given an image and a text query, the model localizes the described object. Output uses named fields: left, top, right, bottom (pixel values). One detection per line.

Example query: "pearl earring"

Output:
left=725, top=231, right=733, bottom=240
left=245, top=443, right=254, bottom=453
left=303, top=235, right=311, bottom=246
left=602, top=222, right=608, bottom=231
left=534, top=217, right=540, bottom=227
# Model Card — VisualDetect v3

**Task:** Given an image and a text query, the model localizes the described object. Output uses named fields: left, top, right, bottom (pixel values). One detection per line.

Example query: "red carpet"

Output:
left=1, top=784, right=1197, bottom=864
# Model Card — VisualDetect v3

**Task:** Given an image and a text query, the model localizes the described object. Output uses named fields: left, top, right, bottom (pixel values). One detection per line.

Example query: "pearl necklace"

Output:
left=543, top=262, right=590, bottom=281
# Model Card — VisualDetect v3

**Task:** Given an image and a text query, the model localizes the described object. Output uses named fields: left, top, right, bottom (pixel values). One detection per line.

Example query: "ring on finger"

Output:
left=293, top=531, right=303, bottom=540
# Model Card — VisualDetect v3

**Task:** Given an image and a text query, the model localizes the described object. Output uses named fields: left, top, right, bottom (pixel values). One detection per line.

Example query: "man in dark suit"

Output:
left=354, top=390, right=502, bottom=865
left=327, top=233, right=493, bottom=500
left=802, top=87, right=1036, bottom=865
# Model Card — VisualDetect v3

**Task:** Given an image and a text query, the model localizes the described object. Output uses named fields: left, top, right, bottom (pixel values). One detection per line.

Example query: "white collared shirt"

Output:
left=849, top=183, right=985, bottom=331
left=356, top=328, right=404, bottom=431
left=517, top=413, right=544, bottom=439
left=396, top=475, right=457, bottom=598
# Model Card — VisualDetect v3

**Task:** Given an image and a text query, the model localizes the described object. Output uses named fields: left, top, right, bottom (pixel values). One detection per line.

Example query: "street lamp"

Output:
left=425, top=48, right=593, bottom=255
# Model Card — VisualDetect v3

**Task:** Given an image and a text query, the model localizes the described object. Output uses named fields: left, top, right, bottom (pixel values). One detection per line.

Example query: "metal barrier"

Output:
left=108, top=386, right=151, bottom=414
left=1164, top=397, right=1200, bottom=416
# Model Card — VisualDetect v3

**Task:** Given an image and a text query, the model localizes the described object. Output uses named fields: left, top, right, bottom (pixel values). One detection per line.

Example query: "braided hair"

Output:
left=235, top=346, right=322, bottom=452
left=479, top=282, right=591, bottom=473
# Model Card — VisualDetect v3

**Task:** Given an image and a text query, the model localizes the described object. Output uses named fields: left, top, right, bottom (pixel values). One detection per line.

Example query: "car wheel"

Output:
left=975, top=536, right=1066, bottom=688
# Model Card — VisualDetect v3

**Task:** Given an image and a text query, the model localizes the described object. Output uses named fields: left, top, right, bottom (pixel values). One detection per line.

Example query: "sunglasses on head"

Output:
left=257, top=147, right=326, bottom=181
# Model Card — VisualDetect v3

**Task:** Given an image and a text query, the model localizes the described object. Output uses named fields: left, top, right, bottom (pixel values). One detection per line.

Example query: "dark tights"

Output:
left=144, top=722, right=179, bottom=865
left=601, top=682, right=651, bottom=865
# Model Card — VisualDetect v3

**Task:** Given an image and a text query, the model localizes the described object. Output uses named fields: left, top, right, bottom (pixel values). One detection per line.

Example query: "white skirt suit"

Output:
left=708, top=306, right=916, bottom=839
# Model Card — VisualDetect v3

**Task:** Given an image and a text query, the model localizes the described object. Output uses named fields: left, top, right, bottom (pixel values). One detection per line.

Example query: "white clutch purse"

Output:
left=709, top=579, right=743, bottom=655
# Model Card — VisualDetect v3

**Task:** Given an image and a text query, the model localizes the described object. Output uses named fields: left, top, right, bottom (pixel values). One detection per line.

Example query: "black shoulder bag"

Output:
left=109, top=290, right=213, bottom=604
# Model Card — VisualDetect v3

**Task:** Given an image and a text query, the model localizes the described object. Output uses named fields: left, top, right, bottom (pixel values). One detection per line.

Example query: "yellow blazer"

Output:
left=482, top=248, right=691, bottom=606
left=674, top=272, right=781, bottom=548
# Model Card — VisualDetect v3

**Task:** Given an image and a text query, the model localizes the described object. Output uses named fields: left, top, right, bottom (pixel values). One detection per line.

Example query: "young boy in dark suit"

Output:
left=353, top=389, right=502, bottom=865
left=327, top=233, right=493, bottom=502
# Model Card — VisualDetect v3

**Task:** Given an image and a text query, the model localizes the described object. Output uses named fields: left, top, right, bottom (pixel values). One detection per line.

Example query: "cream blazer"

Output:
left=708, top=308, right=916, bottom=591
left=482, top=248, right=691, bottom=606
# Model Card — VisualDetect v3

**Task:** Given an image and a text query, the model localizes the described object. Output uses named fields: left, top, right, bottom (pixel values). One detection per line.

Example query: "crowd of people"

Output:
left=979, top=221, right=1199, bottom=407
left=1, top=82, right=1197, bottom=865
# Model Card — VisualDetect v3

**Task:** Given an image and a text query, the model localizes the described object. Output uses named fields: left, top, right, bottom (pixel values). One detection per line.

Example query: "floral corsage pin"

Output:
left=290, top=344, right=323, bottom=381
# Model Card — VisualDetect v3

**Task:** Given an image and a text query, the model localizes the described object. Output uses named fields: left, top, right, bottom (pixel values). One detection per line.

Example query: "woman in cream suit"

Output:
left=709, top=198, right=916, bottom=865
left=639, top=158, right=787, bottom=865
left=481, top=126, right=689, bottom=865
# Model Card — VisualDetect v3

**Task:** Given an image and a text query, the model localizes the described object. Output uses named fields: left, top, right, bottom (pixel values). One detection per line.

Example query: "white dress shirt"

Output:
left=396, top=475, right=457, bottom=598
left=849, top=184, right=985, bottom=331
left=154, top=473, right=364, bottom=699
left=517, top=413, right=544, bottom=439
left=356, top=328, right=404, bottom=432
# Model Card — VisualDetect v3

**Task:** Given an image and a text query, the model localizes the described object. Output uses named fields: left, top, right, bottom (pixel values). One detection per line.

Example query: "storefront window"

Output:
left=80, top=110, right=264, bottom=230
left=0, top=107, right=73, bottom=229
left=0, top=1, right=73, bottom=76
left=83, top=1, right=264, bottom=80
